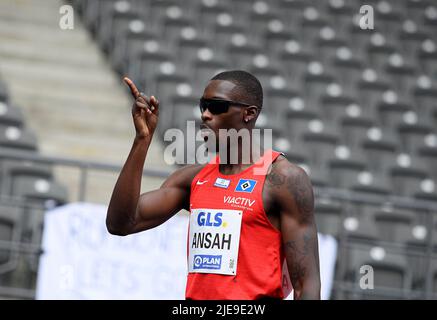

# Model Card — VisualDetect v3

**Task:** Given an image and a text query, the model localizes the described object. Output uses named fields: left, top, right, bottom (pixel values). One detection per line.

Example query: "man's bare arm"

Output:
left=106, top=77, right=202, bottom=236
left=267, top=158, right=321, bottom=299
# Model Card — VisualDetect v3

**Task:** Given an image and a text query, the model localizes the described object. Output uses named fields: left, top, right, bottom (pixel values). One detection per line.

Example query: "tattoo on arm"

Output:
left=287, top=170, right=314, bottom=224
left=266, top=163, right=285, bottom=188
left=285, top=230, right=312, bottom=281
left=266, top=163, right=315, bottom=224
left=285, top=229, right=319, bottom=295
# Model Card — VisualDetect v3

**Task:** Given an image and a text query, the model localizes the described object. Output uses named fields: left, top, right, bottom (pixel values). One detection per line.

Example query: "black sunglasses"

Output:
left=199, top=98, right=254, bottom=115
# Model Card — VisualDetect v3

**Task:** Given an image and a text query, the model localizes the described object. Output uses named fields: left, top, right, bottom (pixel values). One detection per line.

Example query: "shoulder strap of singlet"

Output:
left=251, top=149, right=284, bottom=176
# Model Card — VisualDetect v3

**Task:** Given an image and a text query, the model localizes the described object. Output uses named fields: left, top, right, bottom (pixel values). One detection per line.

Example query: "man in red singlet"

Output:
left=107, top=70, right=321, bottom=299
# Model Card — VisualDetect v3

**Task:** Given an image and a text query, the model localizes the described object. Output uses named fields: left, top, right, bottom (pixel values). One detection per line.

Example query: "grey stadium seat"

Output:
left=0, top=102, right=25, bottom=128
left=0, top=126, right=38, bottom=153
left=0, top=203, right=22, bottom=287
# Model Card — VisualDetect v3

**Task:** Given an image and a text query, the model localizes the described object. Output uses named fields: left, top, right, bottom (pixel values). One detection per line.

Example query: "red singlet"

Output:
left=186, top=149, right=291, bottom=299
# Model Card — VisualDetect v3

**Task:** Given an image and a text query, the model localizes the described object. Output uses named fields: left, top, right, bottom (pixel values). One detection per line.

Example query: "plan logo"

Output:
left=193, top=255, right=222, bottom=270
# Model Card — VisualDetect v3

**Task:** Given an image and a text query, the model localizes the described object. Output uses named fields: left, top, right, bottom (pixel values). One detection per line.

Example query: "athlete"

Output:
left=106, top=70, right=321, bottom=299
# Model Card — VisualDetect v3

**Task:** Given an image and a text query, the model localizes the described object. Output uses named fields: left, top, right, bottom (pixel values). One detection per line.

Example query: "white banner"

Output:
left=36, top=203, right=337, bottom=300
left=36, top=203, right=189, bottom=299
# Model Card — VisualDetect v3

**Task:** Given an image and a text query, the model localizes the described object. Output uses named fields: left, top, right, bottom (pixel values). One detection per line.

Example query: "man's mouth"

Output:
left=200, top=124, right=213, bottom=139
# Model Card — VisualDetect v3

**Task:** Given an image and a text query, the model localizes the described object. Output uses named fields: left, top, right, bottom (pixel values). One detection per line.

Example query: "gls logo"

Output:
left=197, top=212, right=223, bottom=227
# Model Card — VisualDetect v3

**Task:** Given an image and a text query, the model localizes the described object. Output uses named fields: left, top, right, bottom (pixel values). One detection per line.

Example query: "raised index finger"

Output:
left=123, top=77, right=140, bottom=99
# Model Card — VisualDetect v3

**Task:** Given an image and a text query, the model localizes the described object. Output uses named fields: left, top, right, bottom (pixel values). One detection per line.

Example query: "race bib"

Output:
left=188, top=208, right=243, bottom=275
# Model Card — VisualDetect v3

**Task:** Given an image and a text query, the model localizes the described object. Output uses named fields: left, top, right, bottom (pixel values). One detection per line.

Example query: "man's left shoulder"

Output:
left=268, top=154, right=309, bottom=180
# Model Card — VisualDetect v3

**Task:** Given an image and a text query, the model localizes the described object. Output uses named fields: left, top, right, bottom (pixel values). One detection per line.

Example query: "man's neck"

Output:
left=218, top=141, right=264, bottom=175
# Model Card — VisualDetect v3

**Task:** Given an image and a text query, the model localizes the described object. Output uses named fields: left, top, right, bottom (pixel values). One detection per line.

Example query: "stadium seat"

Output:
left=417, top=38, right=437, bottom=77
left=374, top=0, right=404, bottom=35
left=197, top=0, right=233, bottom=31
left=155, top=77, right=193, bottom=134
left=417, top=134, right=437, bottom=181
left=177, top=31, right=211, bottom=65
left=356, top=68, right=391, bottom=113
left=300, top=7, right=329, bottom=50
left=326, top=0, right=355, bottom=39
left=319, top=83, right=356, bottom=124
left=361, top=128, right=400, bottom=175
left=0, top=102, right=25, bottom=128
left=413, top=74, right=437, bottom=119
left=374, top=209, right=415, bottom=243
left=328, top=145, right=368, bottom=189
left=279, top=41, right=314, bottom=89
left=129, top=40, right=175, bottom=91
left=303, top=61, right=335, bottom=108
left=97, top=1, right=140, bottom=53
left=110, top=20, right=157, bottom=75
left=384, top=53, right=417, bottom=101
left=398, top=20, right=429, bottom=64
left=276, top=0, right=306, bottom=31
left=192, top=55, right=228, bottom=92
left=342, top=241, right=412, bottom=299
left=247, top=55, right=283, bottom=89
left=332, top=47, right=365, bottom=94
left=285, top=97, right=319, bottom=143
left=366, top=33, right=397, bottom=72
left=339, top=109, right=376, bottom=151
left=0, top=126, right=38, bottom=153
left=377, top=91, right=413, bottom=132
left=263, top=20, right=296, bottom=57
left=0, top=80, right=9, bottom=103
left=0, top=202, right=22, bottom=285
left=301, top=121, right=340, bottom=168
left=226, top=38, right=262, bottom=69
left=397, top=113, right=434, bottom=154
left=247, top=3, right=281, bottom=43
left=316, top=27, right=348, bottom=66
left=389, top=153, right=430, bottom=197
left=314, top=197, right=343, bottom=238
left=212, top=26, right=247, bottom=57
left=264, top=79, right=299, bottom=124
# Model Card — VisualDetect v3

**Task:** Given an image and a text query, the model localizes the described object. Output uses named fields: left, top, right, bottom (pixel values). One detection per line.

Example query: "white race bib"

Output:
left=188, top=208, right=243, bottom=275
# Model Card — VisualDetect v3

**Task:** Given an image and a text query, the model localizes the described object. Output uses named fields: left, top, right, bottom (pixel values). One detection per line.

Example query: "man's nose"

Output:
left=200, top=108, right=213, bottom=122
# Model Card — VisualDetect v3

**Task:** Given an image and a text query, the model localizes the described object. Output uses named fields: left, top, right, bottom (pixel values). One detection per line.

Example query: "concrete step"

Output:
left=0, top=38, right=104, bottom=67
left=0, top=16, right=91, bottom=47
left=4, top=78, right=129, bottom=110
left=0, top=58, right=123, bottom=90
left=0, top=0, right=73, bottom=27
left=41, top=130, right=169, bottom=168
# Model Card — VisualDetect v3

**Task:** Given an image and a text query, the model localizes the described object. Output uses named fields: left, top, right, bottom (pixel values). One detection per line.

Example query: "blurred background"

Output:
left=0, top=0, right=437, bottom=299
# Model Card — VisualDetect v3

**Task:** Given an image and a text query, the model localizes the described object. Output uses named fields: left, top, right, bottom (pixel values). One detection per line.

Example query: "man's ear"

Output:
left=244, top=106, right=259, bottom=123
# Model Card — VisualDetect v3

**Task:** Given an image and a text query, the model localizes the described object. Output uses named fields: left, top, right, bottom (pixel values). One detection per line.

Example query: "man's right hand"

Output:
left=123, top=77, right=160, bottom=139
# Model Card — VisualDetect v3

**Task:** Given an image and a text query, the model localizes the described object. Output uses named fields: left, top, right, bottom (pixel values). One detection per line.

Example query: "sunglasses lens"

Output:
left=200, top=99, right=229, bottom=115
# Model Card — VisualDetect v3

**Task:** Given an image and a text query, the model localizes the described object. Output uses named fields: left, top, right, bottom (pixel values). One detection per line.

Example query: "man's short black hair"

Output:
left=210, top=70, right=263, bottom=109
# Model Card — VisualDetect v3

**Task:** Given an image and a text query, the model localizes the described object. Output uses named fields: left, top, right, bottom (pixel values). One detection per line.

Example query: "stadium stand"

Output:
left=69, top=0, right=437, bottom=300
left=0, top=76, right=69, bottom=297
